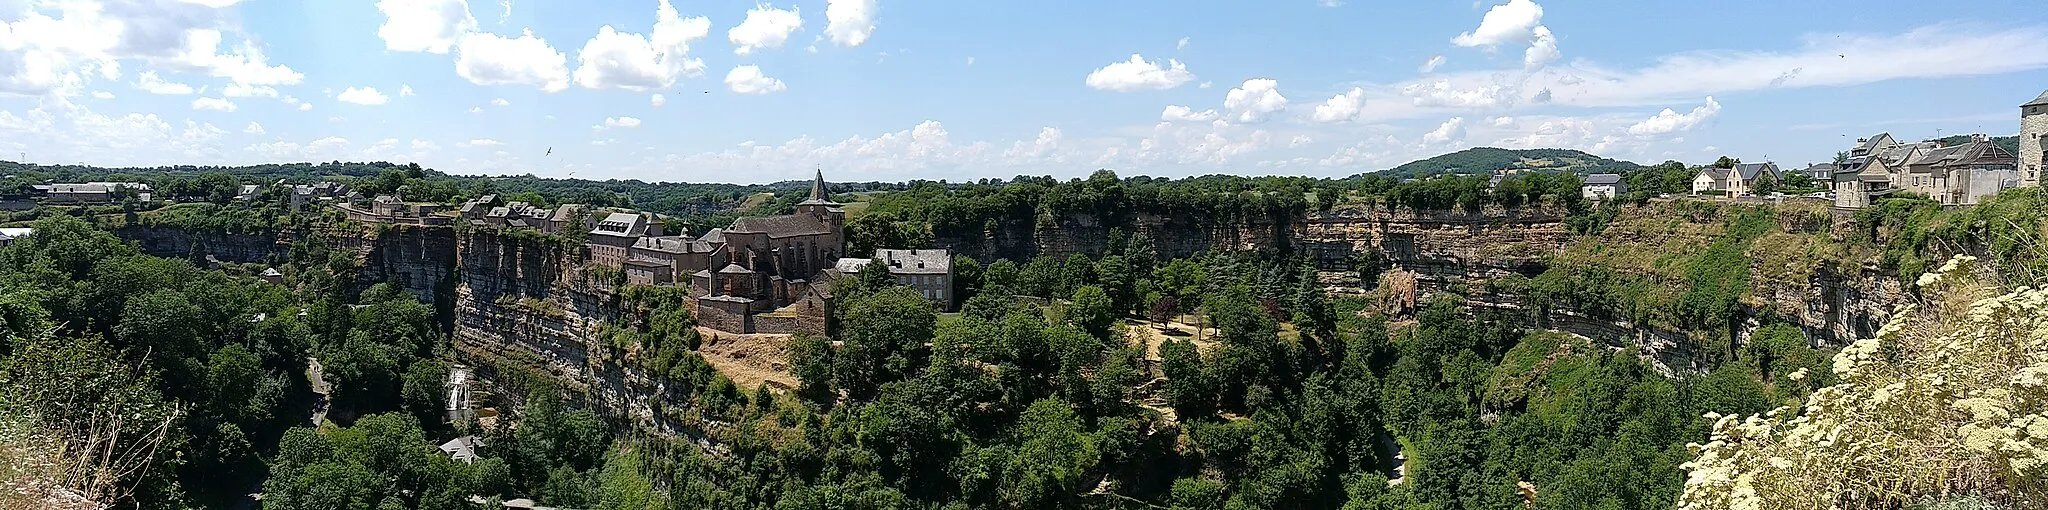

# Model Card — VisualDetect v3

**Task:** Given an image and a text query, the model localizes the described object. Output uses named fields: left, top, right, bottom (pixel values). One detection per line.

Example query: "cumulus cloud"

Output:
left=491, top=97, right=510, bottom=106
left=243, top=121, right=263, bottom=134
left=724, top=65, right=787, bottom=94
left=298, top=102, right=312, bottom=111
left=1453, top=0, right=1544, bottom=48
left=651, top=93, right=665, bottom=107
left=1223, top=78, right=1287, bottom=123
left=1289, top=134, right=1314, bottom=148
left=400, top=84, right=416, bottom=97
left=728, top=5, right=803, bottom=56
left=455, top=29, right=570, bottom=92
left=596, top=116, right=642, bottom=130
left=1422, top=117, right=1467, bottom=145
left=136, top=71, right=194, bottom=95
left=1402, top=79, right=1514, bottom=108
left=1626, top=96, right=1721, bottom=136
left=1004, top=127, right=1064, bottom=162
left=1312, top=87, right=1366, bottom=123
left=571, top=0, right=709, bottom=90
left=376, top=0, right=477, bottom=54
left=1161, top=105, right=1219, bottom=122
left=1177, top=37, right=1190, bottom=51
left=461, top=138, right=502, bottom=147
left=1085, top=54, right=1195, bottom=92
left=1492, top=116, right=1515, bottom=126
left=92, top=91, right=115, bottom=99
left=1421, top=55, right=1446, bottom=73
left=1525, top=26, right=1560, bottom=70
left=191, top=97, right=236, bottom=112
left=336, top=86, right=390, bottom=105
left=170, top=29, right=306, bottom=87
left=825, top=0, right=879, bottom=47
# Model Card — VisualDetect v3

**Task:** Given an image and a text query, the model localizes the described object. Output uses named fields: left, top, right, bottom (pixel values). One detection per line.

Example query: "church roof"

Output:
left=729, top=214, right=830, bottom=238
left=800, top=168, right=840, bottom=206
left=717, top=263, right=755, bottom=274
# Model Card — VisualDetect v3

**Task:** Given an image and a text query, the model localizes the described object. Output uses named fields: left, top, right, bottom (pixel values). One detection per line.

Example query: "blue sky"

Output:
left=2, top=0, right=2046, bottom=183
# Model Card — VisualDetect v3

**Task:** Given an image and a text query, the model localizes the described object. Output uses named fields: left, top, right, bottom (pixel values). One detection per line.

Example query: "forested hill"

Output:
left=1368, top=147, right=1643, bottom=179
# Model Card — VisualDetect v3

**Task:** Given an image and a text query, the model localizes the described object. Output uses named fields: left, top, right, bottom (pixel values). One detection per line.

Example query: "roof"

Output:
left=260, top=268, right=282, bottom=277
left=1856, top=133, right=1894, bottom=152
left=1695, top=167, right=1732, bottom=181
left=834, top=257, right=872, bottom=274
left=633, top=235, right=710, bottom=254
left=1583, top=173, right=1622, bottom=185
left=1732, top=162, right=1777, bottom=180
left=439, top=436, right=483, bottom=463
left=728, top=214, right=830, bottom=238
left=548, top=204, right=584, bottom=222
left=49, top=183, right=109, bottom=193
left=801, top=168, right=838, bottom=206
left=591, top=212, right=647, bottom=236
left=698, top=228, right=725, bottom=244
left=875, top=248, right=951, bottom=275
left=717, top=263, right=755, bottom=274
left=2024, top=89, right=2048, bottom=107
left=1906, top=144, right=1966, bottom=168
left=700, top=295, right=755, bottom=304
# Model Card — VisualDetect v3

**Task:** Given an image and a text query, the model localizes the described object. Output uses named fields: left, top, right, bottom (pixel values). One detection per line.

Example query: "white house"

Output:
left=1581, top=173, right=1626, bottom=200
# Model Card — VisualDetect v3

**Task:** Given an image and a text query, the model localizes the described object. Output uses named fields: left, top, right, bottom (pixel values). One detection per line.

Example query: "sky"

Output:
left=3, top=0, right=2047, bottom=184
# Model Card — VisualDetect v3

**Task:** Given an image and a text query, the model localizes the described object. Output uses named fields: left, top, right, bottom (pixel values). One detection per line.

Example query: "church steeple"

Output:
left=810, top=168, right=828, bottom=201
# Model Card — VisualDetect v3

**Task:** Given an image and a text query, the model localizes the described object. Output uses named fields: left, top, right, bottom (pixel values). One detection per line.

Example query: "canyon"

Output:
left=114, top=200, right=1909, bottom=427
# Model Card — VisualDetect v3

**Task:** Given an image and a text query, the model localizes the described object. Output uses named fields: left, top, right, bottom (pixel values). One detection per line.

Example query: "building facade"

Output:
left=836, top=249, right=956, bottom=310
left=1581, top=173, right=1625, bottom=200
left=2023, top=90, right=2047, bottom=186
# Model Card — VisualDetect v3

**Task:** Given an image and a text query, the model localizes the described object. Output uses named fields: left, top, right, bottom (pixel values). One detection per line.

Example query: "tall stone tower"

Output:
left=2023, top=90, right=2048, bottom=185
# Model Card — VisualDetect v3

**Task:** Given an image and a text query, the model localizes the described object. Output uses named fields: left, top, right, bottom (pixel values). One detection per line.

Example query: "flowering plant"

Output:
left=1680, top=255, right=2048, bottom=509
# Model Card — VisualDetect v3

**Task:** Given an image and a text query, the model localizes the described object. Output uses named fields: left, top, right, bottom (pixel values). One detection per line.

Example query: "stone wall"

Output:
left=116, top=225, right=284, bottom=263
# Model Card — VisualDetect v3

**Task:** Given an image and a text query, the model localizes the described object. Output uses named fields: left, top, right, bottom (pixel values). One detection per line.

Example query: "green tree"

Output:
left=401, top=359, right=449, bottom=426
left=833, top=286, right=938, bottom=400
left=1066, top=285, right=1115, bottom=339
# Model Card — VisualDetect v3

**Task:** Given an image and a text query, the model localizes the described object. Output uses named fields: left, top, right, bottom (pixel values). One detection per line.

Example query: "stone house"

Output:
left=624, top=235, right=715, bottom=286
left=836, top=248, right=956, bottom=310
left=587, top=212, right=659, bottom=269
left=1901, top=134, right=2020, bottom=206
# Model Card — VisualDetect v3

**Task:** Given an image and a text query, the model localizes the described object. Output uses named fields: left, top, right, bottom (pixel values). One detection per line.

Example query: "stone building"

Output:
left=1901, top=134, right=2019, bottom=205
left=684, top=170, right=845, bottom=335
left=587, top=212, right=660, bottom=268
left=835, top=248, right=956, bottom=310
left=624, top=235, right=715, bottom=286
left=2024, top=90, right=2047, bottom=185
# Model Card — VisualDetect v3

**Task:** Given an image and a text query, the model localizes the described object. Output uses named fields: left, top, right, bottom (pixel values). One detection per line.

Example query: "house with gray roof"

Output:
left=1692, top=162, right=1778, bottom=196
left=1580, top=173, right=1626, bottom=200
left=838, top=249, right=956, bottom=309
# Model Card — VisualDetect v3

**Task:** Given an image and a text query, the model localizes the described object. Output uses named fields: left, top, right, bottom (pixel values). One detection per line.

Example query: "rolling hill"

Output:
left=1365, top=147, right=1644, bottom=179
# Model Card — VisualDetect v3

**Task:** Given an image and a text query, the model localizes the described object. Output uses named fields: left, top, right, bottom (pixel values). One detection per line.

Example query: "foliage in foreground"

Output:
left=1681, top=256, right=2048, bottom=508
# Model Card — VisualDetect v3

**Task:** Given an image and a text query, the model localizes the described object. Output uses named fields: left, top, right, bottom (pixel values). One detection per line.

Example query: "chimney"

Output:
left=1972, top=133, right=1987, bottom=143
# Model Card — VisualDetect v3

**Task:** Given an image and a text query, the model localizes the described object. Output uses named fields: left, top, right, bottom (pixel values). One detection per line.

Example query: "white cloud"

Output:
left=1453, top=0, right=1544, bottom=48
left=966, top=57, right=974, bottom=66
left=1289, top=134, right=1314, bottom=148
left=1422, top=117, right=1467, bottom=145
left=135, top=71, right=194, bottom=95
left=1492, top=116, right=1515, bottom=126
left=191, top=96, right=236, bottom=112
left=1402, top=79, right=1514, bottom=108
left=1223, top=78, right=1287, bottom=123
left=243, top=121, right=263, bottom=134
left=1626, top=96, right=1721, bottom=136
left=1085, top=54, right=1195, bottom=92
left=1312, top=87, right=1366, bottom=123
left=651, top=93, right=665, bottom=107
left=596, top=116, right=642, bottom=130
left=824, top=0, right=879, bottom=47
left=223, top=82, right=278, bottom=98
left=491, top=97, right=510, bottom=106
left=728, top=5, right=803, bottom=56
left=1177, top=37, right=1190, bottom=51
left=461, top=138, right=502, bottom=147
left=92, top=91, right=115, bottom=99
left=171, top=29, right=306, bottom=87
left=400, top=84, right=416, bottom=97
left=468, top=106, right=482, bottom=113
left=376, top=0, right=477, bottom=54
left=1161, top=105, right=1219, bottom=122
left=336, top=86, right=390, bottom=105
left=1421, top=55, right=1446, bottom=73
left=1003, top=127, right=1064, bottom=162
left=178, top=0, right=246, bottom=7
left=1198, top=81, right=1212, bottom=89
left=724, top=65, right=786, bottom=95
left=570, top=0, right=711, bottom=90
left=298, top=102, right=312, bottom=111
left=455, top=29, right=570, bottom=92
left=1524, top=25, right=1559, bottom=70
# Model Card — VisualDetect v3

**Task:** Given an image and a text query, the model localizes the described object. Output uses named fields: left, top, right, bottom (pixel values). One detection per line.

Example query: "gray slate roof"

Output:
left=1583, top=173, right=1622, bottom=185
left=874, top=248, right=951, bottom=275
left=2024, top=89, right=2048, bottom=107
left=1732, top=162, right=1777, bottom=180
left=729, top=214, right=830, bottom=238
